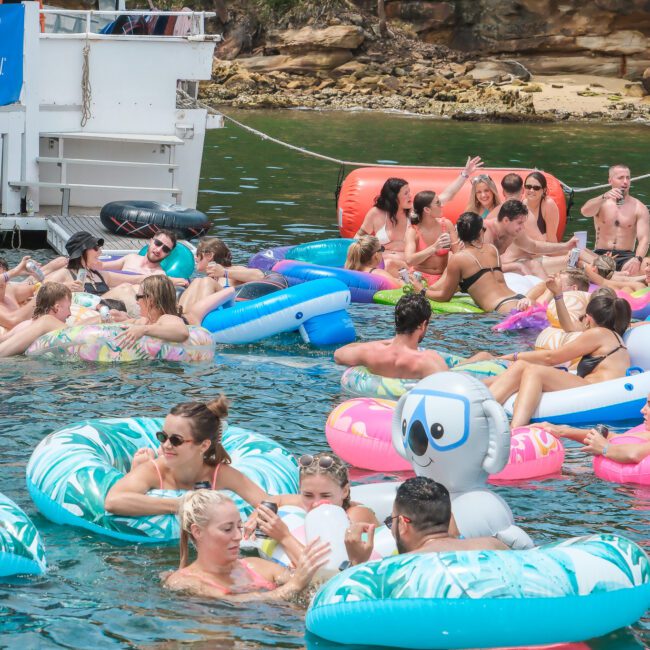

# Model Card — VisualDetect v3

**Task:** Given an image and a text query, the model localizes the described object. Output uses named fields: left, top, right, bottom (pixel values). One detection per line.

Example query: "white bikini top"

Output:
left=375, top=216, right=391, bottom=245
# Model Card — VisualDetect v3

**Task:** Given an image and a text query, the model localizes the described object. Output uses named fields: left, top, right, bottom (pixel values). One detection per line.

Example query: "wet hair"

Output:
left=560, top=268, right=589, bottom=292
left=586, top=292, right=631, bottom=336
left=33, top=282, right=71, bottom=319
left=501, top=173, right=523, bottom=196
left=196, top=237, right=232, bottom=267
left=466, top=175, right=499, bottom=213
left=0, top=257, right=8, bottom=273
left=178, top=490, right=235, bottom=568
left=525, top=171, right=548, bottom=198
left=497, top=199, right=528, bottom=222
left=139, top=275, right=180, bottom=316
left=411, top=190, right=438, bottom=224
left=374, top=178, right=409, bottom=227
left=345, top=235, right=382, bottom=271
left=170, top=395, right=232, bottom=468
left=99, top=298, right=127, bottom=312
left=395, top=292, right=431, bottom=334
left=299, top=452, right=351, bottom=510
left=456, top=211, right=483, bottom=243
left=156, top=229, right=178, bottom=250
left=593, top=255, right=617, bottom=279
left=394, top=477, right=451, bottom=534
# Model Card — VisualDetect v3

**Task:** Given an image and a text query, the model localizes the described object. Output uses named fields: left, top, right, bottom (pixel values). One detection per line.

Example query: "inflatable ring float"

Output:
left=593, top=425, right=650, bottom=485
left=25, top=323, right=215, bottom=363
left=307, top=534, right=650, bottom=649
left=138, top=241, right=195, bottom=279
left=0, top=492, right=47, bottom=577
left=26, top=417, right=299, bottom=544
left=100, top=201, right=210, bottom=240
left=284, top=238, right=354, bottom=268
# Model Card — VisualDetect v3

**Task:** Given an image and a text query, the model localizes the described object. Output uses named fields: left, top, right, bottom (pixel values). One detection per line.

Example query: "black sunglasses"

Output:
left=376, top=245, right=386, bottom=253
left=298, top=454, right=334, bottom=469
left=384, top=514, right=411, bottom=530
left=153, top=238, right=172, bottom=254
left=156, top=430, right=191, bottom=447
left=524, top=184, right=543, bottom=191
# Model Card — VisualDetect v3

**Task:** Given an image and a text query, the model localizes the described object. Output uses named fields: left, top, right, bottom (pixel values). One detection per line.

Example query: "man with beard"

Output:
left=344, top=477, right=507, bottom=567
left=333, top=293, right=449, bottom=379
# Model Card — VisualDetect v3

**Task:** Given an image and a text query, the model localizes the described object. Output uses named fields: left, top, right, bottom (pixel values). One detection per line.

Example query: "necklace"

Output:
left=469, top=239, right=483, bottom=250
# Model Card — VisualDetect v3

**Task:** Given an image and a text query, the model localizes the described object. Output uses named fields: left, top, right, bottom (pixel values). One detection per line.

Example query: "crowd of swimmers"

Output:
left=2, top=160, right=650, bottom=601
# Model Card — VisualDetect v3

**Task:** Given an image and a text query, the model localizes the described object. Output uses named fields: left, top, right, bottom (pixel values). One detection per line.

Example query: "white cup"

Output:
left=574, top=230, right=588, bottom=250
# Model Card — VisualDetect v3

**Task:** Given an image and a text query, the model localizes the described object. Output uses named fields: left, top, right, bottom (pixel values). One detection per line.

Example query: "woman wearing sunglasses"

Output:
left=115, top=275, right=190, bottom=347
left=523, top=172, right=560, bottom=243
left=247, top=452, right=379, bottom=567
left=466, top=174, right=500, bottom=219
left=164, top=490, right=330, bottom=601
left=105, top=394, right=287, bottom=516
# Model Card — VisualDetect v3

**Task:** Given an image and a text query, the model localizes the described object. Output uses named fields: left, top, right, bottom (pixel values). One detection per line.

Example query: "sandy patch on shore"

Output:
left=507, top=74, right=648, bottom=116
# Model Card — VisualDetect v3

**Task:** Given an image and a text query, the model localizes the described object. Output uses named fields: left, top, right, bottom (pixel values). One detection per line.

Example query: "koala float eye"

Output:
left=408, top=420, right=429, bottom=456
left=430, top=423, right=444, bottom=440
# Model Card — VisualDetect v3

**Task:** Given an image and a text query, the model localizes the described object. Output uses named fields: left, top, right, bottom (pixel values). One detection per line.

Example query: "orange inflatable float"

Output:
left=337, top=167, right=567, bottom=240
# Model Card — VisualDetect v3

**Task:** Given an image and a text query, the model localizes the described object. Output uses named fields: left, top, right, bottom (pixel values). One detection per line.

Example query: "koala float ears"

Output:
left=391, top=372, right=511, bottom=478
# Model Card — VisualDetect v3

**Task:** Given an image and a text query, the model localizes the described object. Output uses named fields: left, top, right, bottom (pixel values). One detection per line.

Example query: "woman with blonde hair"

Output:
left=344, top=235, right=404, bottom=281
left=105, top=395, right=287, bottom=516
left=164, top=490, right=329, bottom=601
left=466, top=174, right=500, bottom=218
left=0, top=282, right=71, bottom=357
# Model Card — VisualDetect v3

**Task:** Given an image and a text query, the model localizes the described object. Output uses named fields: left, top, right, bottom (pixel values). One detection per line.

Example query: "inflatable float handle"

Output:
left=626, top=366, right=644, bottom=376
left=391, top=393, right=409, bottom=459
left=482, top=398, right=511, bottom=475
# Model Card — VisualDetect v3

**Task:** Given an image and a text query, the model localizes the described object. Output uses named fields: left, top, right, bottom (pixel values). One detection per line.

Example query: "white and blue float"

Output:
left=202, top=277, right=355, bottom=347
left=26, top=417, right=298, bottom=544
left=0, top=492, right=47, bottom=577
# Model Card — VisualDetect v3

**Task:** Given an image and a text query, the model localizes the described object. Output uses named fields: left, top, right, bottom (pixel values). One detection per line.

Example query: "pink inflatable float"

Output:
left=593, top=425, right=650, bottom=485
left=326, top=398, right=565, bottom=478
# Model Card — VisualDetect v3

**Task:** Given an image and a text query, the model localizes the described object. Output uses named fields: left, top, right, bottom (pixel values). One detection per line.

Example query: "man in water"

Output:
left=580, top=164, right=650, bottom=274
left=333, top=293, right=449, bottom=379
left=343, top=477, right=507, bottom=567
left=484, top=200, right=578, bottom=277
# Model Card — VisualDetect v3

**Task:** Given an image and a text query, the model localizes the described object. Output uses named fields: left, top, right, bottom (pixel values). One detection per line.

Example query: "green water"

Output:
left=1, top=111, right=649, bottom=649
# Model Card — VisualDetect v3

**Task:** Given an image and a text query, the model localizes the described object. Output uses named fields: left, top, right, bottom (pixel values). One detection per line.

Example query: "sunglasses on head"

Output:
left=153, top=238, right=172, bottom=254
left=384, top=514, right=411, bottom=530
left=471, top=174, right=492, bottom=184
left=156, top=430, right=191, bottom=447
left=525, top=184, right=542, bottom=191
left=298, top=454, right=334, bottom=470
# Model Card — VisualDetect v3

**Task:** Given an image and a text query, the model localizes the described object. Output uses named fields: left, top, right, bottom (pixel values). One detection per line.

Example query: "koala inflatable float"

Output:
left=392, top=371, right=534, bottom=549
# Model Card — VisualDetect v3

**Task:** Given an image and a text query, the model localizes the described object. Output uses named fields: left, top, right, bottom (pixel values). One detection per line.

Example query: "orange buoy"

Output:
left=337, top=167, right=567, bottom=241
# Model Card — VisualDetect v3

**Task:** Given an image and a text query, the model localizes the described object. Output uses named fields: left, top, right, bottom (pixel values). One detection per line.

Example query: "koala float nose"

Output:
left=405, top=418, right=428, bottom=456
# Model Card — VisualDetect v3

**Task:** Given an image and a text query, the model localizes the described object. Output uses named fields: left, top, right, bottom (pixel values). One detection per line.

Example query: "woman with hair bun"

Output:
left=105, top=395, right=280, bottom=516
left=489, top=291, right=632, bottom=427
left=163, top=490, right=329, bottom=601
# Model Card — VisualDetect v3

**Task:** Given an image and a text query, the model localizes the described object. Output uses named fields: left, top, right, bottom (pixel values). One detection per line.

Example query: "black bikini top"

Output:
left=576, top=332, right=626, bottom=378
left=459, top=245, right=502, bottom=293
left=537, top=201, right=547, bottom=235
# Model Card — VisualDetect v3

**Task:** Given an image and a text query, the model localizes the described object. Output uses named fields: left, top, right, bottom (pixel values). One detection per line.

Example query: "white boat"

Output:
left=0, top=1, right=221, bottom=254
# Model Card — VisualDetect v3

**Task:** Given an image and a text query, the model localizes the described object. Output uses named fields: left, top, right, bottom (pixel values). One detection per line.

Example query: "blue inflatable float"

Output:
left=202, top=278, right=355, bottom=346
left=0, top=492, right=47, bottom=576
left=285, top=238, right=354, bottom=267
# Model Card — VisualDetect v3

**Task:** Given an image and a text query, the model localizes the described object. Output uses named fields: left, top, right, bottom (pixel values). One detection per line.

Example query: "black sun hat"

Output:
left=65, top=232, right=104, bottom=259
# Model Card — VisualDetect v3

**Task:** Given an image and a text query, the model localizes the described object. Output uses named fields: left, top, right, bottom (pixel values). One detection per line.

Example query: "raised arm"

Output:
left=580, top=189, right=620, bottom=218
left=439, top=156, right=483, bottom=205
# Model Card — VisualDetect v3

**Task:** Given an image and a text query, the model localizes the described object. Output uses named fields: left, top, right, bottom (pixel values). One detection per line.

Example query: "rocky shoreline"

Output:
left=199, top=19, right=650, bottom=124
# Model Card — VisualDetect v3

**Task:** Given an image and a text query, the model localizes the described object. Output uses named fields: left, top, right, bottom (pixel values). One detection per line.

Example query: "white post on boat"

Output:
left=23, top=1, right=40, bottom=213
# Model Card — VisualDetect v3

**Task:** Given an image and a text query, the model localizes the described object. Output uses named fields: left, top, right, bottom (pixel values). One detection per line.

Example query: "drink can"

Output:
left=255, top=501, right=278, bottom=539
left=398, top=268, right=410, bottom=283
left=26, top=260, right=45, bottom=282
left=568, top=248, right=580, bottom=268
left=77, top=269, right=87, bottom=284
left=99, top=305, right=110, bottom=322
left=594, top=424, right=609, bottom=438
left=616, top=194, right=625, bottom=206
left=412, top=271, right=422, bottom=282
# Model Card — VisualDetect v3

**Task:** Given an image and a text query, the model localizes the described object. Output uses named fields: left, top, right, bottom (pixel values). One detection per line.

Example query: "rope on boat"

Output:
left=177, top=90, right=650, bottom=196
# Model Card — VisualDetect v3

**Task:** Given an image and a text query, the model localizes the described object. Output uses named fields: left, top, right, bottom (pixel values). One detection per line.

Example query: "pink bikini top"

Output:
left=150, top=459, right=220, bottom=490
left=178, top=560, right=276, bottom=594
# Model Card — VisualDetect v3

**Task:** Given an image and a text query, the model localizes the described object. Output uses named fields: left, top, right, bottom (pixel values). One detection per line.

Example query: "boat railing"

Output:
left=40, top=9, right=218, bottom=39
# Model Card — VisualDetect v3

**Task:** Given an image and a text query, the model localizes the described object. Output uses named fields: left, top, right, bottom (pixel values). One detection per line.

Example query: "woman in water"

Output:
left=523, top=171, right=560, bottom=242
left=0, top=282, right=71, bottom=357
left=248, top=451, right=379, bottom=567
left=404, top=190, right=460, bottom=285
left=164, top=490, right=329, bottom=601
left=344, top=235, right=415, bottom=284
left=466, top=174, right=500, bottom=218
left=423, top=211, right=531, bottom=313
left=489, top=291, right=631, bottom=427
left=105, top=395, right=281, bottom=516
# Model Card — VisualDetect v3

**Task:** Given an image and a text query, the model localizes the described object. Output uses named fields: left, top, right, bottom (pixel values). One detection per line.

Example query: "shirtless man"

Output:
left=344, top=477, right=507, bottom=568
left=333, top=293, right=447, bottom=379
left=485, top=200, right=577, bottom=276
left=580, top=164, right=650, bottom=275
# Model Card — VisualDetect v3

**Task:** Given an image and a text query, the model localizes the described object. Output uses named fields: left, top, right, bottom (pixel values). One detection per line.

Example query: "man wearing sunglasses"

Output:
left=344, top=477, right=507, bottom=567
left=580, top=164, right=650, bottom=276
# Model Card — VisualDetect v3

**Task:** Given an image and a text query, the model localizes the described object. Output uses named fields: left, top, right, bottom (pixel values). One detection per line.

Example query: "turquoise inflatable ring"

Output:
left=26, top=417, right=298, bottom=544
left=138, top=241, right=195, bottom=279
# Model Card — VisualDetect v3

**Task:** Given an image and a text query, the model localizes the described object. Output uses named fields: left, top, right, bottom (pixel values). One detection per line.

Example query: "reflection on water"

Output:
left=1, top=113, right=649, bottom=648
